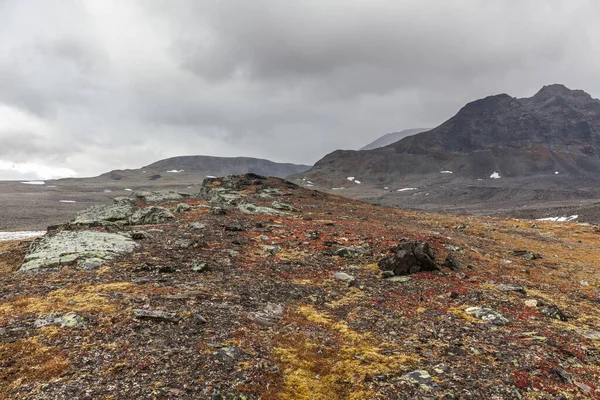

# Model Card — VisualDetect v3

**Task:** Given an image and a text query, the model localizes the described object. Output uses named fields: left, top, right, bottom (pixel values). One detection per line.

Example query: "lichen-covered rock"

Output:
left=540, top=305, right=568, bottom=321
left=510, top=249, right=543, bottom=261
left=335, top=246, right=366, bottom=257
left=174, top=203, right=191, bottom=213
left=238, top=203, right=284, bottom=216
left=496, top=284, right=526, bottom=294
left=19, top=231, right=137, bottom=272
left=133, top=309, right=180, bottom=323
left=131, top=206, right=175, bottom=225
left=465, top=306, right=509, bottom=325
left=400, top=370, right=438, bottom=391
left=34, top=312, right=87, bottom=329
left=71, top=203, right=134, bottom=226
left=272, top=201, right=299, bottom=212
left=134, top=190, right=191, bottom=203
left=378, top=240, right=439, bottom=276
left=443, top=253, right=461, bottom=270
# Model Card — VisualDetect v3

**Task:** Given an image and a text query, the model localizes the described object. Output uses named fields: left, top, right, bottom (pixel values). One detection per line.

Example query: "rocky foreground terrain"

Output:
left=1, top=174, right=599, bottom=399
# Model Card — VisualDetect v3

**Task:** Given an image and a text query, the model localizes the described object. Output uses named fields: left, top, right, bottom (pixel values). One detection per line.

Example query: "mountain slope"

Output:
left=360, top=128, right=430, bottom=150
left=100, top=155, right=311, bottom=182
left=292, top=84, right=600, bottom=217
left=142, top=155, right=311, bottom=178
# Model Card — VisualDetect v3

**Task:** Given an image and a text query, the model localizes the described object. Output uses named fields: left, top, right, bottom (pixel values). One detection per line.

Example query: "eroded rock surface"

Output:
left=19, top=231, right=137, bottom=272
left=378, top=240, right=439, bottom=276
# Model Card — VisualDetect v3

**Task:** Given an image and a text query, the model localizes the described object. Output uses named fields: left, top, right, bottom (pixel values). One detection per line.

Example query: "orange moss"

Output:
left=0, top=337, right=71, bottom=392
left=268, top=305, right=418, bottom=399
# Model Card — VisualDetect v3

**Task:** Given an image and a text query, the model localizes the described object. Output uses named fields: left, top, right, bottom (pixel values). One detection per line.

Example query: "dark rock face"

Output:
left=304, top=84, right=600, bottom=183
left=378, top=241, right=439, bottom=276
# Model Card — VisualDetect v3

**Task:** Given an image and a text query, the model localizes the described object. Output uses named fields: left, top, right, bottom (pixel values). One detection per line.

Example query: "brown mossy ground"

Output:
left=1, top=176, right=599, bottom=399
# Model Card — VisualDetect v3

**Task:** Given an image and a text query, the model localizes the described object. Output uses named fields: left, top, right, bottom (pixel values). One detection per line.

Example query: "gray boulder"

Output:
left=238, top=202, right=285, bottom=216
left=378, top=241, right=439, bottom=276
left=131, top=206, right=175, bottom=225
left=174, top=203, right=191, bottom=213
left=19, top=231, right=137, bottom=272
left=465, top=306, right=509, bottom=325
left=134, top=190, right=191, bottom=203
left=71, top=203, right=133, bottom=226
left=272, top=201, right=299, bottom=212
left=35, top=313, right=86, bottom=329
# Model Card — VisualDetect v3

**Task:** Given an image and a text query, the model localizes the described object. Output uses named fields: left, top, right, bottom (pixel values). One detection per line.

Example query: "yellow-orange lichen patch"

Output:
left=0, top=336, right=71, bottom=392
left=0, top=240, right=29, bottom=274
left=270, top=305, right=418, bottom=400
left=0, top=282, right=135, bottom=322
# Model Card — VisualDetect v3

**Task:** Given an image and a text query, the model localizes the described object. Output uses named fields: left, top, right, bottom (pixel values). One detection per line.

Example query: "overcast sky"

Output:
left=0, top=0, right=599, bottom=179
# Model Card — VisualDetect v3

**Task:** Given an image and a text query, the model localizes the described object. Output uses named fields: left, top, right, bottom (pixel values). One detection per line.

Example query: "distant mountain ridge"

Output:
left=360, top=128, right=430, bottom=150
left=142, top=155, right=311, bottom=178
left=303, top=84, right=600, bottom=185
left=98, top=155, right=311, bottom=182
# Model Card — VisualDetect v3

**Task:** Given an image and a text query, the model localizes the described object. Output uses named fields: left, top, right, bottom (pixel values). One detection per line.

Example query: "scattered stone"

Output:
left=35, top=313, right=86, bottom=329
left=174, top=203, right=191, bottom=213
left=224, top=224, right=244, bottom=232
left=378, top=241, right=439, bottom=276
left=272, top=201, right=299, bottom=212
left=510, top=249, right=543, bottom=261
left=134, top=190, right=191, bottom=203
left=189, top=222, right=206, bottom=230
left=191, top=262, right=210, bottom=272
left=208, top=188, right=245, bottom=205
left=174, top=239, right=193, bottom=249
left=131, top=206, right=175, bottom=225
left=335, top=246, right=366, bottom=258
left=213, top=346, right=242, bottom=362
left=443, top=253, right=461, bottom=270
left=71, top=203, right=133, bottom=226
left=465, top=307, right=509, bottom=325
left=192, top=314, right=208, bottom=324
left=387, top=276, right=412, bottom=283
left=333, top=272, right=355, bottom=282
left=130, top=231, right=152, bottom=240
left=164, top=291, right=208, bottom=300
left=19, top=231, right=138, bottom=272
left=443, top=244, right=462, bottom=252
left=210, top=206, right=227, bottom=215
left=579, top=330, right=600, bottom=340
left=524, top=299, right=538, bottom=307
left=248, top=303, right=284, bottom=326
left=553, top=367, right=573, bottom=384
left=381, top=270, right=395, bottom=279
left=400, top=370, right=438, bottom=391
left=135, top=263, right=176, bottom=273
left=238, top=202, right=284, bottom=216
left=496, top=284, right=526, bottom=294
left=262, top=245, right=280, bottom=256
left=574, top=381, right=593, bottom=395
left=540, top=305, right=568, bottom=321
left=133, top=309, right=180, bottom=323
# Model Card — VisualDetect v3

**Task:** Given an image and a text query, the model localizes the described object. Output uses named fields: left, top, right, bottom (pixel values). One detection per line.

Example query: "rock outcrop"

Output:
left=19, top=231, right=137, bottom=272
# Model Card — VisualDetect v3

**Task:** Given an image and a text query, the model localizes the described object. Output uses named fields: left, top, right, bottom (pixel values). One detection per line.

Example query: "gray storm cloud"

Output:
left=0, top=0, right=598, bottom=178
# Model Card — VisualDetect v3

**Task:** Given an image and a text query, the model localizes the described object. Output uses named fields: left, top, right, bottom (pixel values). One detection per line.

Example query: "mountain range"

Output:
left=292, top=84, right=600, bottom=220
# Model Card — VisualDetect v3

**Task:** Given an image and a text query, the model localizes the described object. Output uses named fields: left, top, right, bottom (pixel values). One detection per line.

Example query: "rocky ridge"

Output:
left=0, top=174, right=599, bottom=399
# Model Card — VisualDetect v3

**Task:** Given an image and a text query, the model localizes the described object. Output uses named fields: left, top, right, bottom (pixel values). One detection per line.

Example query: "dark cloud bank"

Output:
left=0, top=0, right=598, bottom=179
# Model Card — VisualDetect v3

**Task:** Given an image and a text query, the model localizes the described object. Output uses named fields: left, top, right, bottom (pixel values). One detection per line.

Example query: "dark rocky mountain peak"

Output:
left=299, top=84, right=600, bottom=188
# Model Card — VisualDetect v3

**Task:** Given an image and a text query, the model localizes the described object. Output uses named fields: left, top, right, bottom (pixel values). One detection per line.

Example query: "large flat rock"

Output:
left=19, top=231, right=137, bottom=272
